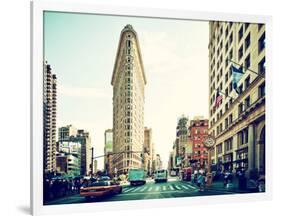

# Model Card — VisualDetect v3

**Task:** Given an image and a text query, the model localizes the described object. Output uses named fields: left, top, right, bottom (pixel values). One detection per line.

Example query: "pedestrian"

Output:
left=191, top=173, right=195, bottom=184
left=223, top=170, right=228, bottom=187
left=197, top=173, right=205, bottom=192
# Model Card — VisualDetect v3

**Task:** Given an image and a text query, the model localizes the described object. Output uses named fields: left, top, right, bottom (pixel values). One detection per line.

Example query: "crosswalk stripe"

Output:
left=139, top=187, right=147, bottom=192
left=181, top=185, right=189, bottom=190
left=169, top=185, right=175, bottom=190
left=123, top=183, right=196, bottom=194
left=123, top=188, right=130, bottom=193
left=131, top=187, right=141, bottom=192
left=187, top=184, right=196, bottom=189
left=124, top=188, right=134, bottom=193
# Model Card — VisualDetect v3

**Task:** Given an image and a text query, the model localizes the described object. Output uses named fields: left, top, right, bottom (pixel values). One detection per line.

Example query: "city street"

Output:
left=45, top=177, right=237, bottom=205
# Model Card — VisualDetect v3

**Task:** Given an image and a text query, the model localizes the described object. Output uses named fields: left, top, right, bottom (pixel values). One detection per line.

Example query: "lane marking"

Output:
left=148, top=187, right=153, bottom=192
left=155, top=186, right=160, bottom=191
left=163, top=186, right=167, bottom=191
left=174, top=185, right=182, bottom=190
left=169, top=185, right=175, bottom=190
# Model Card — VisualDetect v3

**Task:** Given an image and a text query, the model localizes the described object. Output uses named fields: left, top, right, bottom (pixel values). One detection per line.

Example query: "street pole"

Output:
left=91, top=147, right=94, bottom=177
left=208, top=147, right=211, bottom=174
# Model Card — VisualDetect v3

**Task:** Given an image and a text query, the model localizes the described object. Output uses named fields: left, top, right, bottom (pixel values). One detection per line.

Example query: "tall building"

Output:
left=168, top=115, right=192, bottom=172
left=94, top=159, right=98, bottom=174
left=75, top=129, right=91, bottom=176
left=143, top=127, right=154, bottom=175
left=155, top=154, right=162, bottom=170
left=57, top=124, right=77, bottom=152
left=189, top=117, right=209, bottom=169
left=208, top=21, right=265, bottom=177
left=111, top=24, right=147, bottom=174
left=56, top=154, right=81, bottom=177
left=56, top=141, right=81, bottom=176
left=168, top=151, right=173, bottom=173
left=57, top=126, right=91, bottom=176
left=176, top=115, right=189, bottom=167
left=104, top=129, right=113, bottom=176
left=58, top=124, right=77, bottom=142
left=43, top=62, right=57, bottom=174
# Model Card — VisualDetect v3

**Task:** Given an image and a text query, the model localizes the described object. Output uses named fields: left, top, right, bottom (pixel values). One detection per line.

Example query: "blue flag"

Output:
left=231, top=65, right=244, bottom=94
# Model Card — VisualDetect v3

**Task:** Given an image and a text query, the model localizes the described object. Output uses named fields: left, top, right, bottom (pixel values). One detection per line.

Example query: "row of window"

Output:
left=193, top=150, right=208, bottom=156
left=210, top=82, right=265, bottom=136
left=210, top=33, right=234, bottom=72
left=210, top=23, right=247, bottom=70
left=193, top=129, right=208, bottom=134
left=210, top=26, right=265, bottom=92
left=210, top=57, right=265, bottom=112
left=210, top=22, right=234, bottom=56
left=216, top=138, right=233, bottom=155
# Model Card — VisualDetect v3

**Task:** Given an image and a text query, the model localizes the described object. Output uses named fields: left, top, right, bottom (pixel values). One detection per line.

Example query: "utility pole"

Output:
left=91, top=147, right=94, bottom=177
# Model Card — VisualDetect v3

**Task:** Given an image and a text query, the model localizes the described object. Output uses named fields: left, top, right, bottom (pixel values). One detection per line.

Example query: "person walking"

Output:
left=197, top=173, right=205, bottom=192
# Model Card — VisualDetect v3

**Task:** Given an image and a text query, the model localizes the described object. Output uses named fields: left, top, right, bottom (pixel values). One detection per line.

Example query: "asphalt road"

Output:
left=45, top=178, right=235, bottom=205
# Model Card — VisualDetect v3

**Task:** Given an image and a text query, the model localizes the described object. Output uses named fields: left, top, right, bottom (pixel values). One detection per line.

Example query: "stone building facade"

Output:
left=43, top=62, right=57, bottom=174
left=208, top=21, right=265, bottom=177
left=111, top=24, right=147, bottom=174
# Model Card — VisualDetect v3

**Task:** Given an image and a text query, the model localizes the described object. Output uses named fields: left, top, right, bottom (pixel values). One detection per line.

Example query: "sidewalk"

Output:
left=206, top=178, right=252, bottom=193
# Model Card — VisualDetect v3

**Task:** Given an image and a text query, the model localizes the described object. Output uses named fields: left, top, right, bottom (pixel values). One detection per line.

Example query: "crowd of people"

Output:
left=188, top=167, right=265, bottom=192
left=43, top=177, right=84, bottom=202
left=190, top=169, right=208, bottom=192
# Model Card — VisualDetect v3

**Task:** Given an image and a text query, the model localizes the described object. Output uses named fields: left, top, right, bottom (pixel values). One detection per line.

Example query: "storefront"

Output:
left=234, top=147, right=248, bottom=173
left=223, top=153, right=233, bottom=171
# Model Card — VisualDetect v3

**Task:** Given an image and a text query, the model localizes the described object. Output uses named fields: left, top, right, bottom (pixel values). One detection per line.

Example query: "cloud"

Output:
left=59, top=85, right=110, bottom=99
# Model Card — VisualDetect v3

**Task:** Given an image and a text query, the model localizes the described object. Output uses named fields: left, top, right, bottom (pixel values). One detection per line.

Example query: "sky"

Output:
left=44, top=11, right=209, bottom=170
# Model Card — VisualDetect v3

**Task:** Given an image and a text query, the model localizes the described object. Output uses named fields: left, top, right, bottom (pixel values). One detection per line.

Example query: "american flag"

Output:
left=215, top=89, right=223, bottom=107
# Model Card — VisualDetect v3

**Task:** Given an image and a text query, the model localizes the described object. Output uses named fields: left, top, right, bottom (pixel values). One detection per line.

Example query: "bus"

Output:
left=154, top=169, right=168, bottom=183
left=128, top=168, right=146, bottom=186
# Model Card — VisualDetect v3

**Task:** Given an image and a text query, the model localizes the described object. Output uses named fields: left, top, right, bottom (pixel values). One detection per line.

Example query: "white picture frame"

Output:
left=31, top=0, right=273, bottom=215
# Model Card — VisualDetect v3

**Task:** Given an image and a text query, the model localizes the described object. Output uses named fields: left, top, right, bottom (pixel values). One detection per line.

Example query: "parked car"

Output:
left=80, top=180, right=122, bottom=201
left=98, top=176, right=111, bottom=181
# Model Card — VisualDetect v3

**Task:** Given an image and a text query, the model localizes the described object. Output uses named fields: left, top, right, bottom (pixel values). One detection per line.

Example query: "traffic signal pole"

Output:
left=91, top=147, right=94, bottom=177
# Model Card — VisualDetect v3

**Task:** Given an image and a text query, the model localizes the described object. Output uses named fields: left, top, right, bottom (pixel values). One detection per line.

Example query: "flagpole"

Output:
left=228, top=58, right=265, bottom=77
left=218, top=90, right=236, bottom=101
left=218, top=89, right=246, bottom=107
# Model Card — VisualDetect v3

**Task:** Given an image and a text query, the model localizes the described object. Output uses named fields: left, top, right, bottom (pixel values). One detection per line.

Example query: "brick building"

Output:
left=189, top=117, right=209, bottom=169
